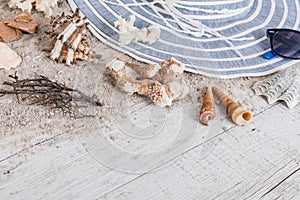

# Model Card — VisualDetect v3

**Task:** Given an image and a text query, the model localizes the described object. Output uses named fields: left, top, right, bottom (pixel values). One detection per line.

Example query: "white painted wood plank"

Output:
left=2, top=0, right=298, bottom=199
left=0, top=101, right=76, bottom=161
left=1, top=102, right=299, bottom=200
left=1, top=74, right=298, bottom=200
left=261, top=168, right=300, bottom=200
left=0, top=70, right=271, bottom=200
left=0, top=136, right=137, bottom=200
left=98, top=104, right=300, bottom=200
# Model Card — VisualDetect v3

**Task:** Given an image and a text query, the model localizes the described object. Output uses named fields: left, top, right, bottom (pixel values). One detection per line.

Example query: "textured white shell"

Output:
left=106, top=58, right=189, bottom=107
left=0, top=42, right=22, bottom=70
left=252, top=64, right=300, bottom=109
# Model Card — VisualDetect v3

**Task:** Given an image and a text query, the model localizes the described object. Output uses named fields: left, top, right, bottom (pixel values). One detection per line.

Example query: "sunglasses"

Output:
left=262, top=28, right=300, bottom=60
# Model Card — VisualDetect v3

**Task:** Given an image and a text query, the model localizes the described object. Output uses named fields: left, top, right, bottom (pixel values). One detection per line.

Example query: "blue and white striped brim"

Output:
left=67, top=0, right=300, bottom=78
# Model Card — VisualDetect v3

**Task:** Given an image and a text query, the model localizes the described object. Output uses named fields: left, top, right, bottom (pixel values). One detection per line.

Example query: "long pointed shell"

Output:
left=0, top=43, right=22, bottom=70
left=199, top=87, right=215, bottom=126
left=212, top=86, right=251, bottom=126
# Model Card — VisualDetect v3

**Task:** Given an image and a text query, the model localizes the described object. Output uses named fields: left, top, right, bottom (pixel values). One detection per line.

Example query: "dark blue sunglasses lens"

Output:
left=272, top=30, right=300, bottom=59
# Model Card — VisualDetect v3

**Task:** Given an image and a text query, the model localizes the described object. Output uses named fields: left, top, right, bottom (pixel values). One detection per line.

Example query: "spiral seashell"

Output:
left=199, top=87, right=215, bottom=126
left=212, top=86, right=252, bottom=126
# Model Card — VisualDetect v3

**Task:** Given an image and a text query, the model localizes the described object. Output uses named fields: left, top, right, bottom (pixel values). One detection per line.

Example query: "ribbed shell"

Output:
left=253, top=65, right=300, bottom=109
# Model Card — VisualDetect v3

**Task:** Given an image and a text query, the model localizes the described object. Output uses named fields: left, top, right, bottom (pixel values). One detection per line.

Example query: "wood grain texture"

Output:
left=98, top=104, right=300, bottom=200
left=3, top=0, right=299, bottom=199
left=0, top=101, right=299, bottom=200
left=261, top=168, right=300, bottom=200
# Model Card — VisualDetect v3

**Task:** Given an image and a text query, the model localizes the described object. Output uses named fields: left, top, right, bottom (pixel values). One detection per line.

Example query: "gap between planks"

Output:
left=0, top=102, right=277, bottom=174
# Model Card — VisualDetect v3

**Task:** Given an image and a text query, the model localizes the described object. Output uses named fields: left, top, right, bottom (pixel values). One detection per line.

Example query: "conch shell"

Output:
left=199, top=87, right=215, bottom=126
left=106, top=57, right=189, bottom=107
left=48, top=9, right=92, bottom=65
left=212, top=86, right=251, bottom=126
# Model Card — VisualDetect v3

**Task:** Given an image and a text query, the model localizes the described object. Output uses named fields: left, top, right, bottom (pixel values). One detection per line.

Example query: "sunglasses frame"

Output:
left=266, top=28, right=300, bottom=60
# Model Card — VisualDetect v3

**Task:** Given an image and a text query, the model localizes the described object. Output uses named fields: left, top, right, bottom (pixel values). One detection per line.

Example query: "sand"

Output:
left=0, top=1, right=267, bottom=162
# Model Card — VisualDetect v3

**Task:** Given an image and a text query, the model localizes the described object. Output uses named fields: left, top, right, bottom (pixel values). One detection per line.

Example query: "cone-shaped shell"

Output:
left=199, top=88, right=215, bottom=126
left=212, top=86, right=252, bottom=126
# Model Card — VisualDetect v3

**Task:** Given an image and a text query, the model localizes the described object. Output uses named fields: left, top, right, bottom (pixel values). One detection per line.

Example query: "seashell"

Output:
left=252, top=65, right=300, bottom=109
left=48, top=9, right=91, bottom=65
left=136, top=79, right=171, bottom=107
left=199, top=87, right=215, bottom=126
left=4, top=11, right=38, bottom=34
left=0, top=20, right=22, bottom=42
left=0, top=11, right=38, bottom=42
left=128, top=58, right=188, bottom=99
left=0, top=42, right=22, bottom=70
left=106, top=57, right=189, bottom=107
left=212, top=86, right=252, bottom=126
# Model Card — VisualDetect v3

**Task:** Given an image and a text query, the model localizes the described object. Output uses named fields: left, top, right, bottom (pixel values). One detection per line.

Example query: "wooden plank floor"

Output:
left=0, top=1, right=299, bottom=199
left=0, top=78, right=299, bottom=199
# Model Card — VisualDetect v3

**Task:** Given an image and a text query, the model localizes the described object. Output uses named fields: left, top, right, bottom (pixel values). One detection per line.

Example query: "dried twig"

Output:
left=0, top=73, right=102, bottom=115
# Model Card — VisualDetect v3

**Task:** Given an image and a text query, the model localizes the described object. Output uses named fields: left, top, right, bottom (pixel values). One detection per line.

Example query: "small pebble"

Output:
left=19, top=119, right=28, bottom=126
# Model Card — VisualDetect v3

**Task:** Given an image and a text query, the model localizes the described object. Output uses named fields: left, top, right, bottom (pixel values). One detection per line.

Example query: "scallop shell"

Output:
left=252, top=64, right=300, bottom=109
left=0, top=42, right=22, bottom=70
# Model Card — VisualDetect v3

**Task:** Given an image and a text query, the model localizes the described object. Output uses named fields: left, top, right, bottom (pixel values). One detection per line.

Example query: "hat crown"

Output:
left=68, top=0, right=300, bottom=78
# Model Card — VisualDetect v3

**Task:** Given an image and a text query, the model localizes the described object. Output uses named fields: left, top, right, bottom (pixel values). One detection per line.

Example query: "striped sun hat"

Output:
left=67, top=0, right=300, bottom=78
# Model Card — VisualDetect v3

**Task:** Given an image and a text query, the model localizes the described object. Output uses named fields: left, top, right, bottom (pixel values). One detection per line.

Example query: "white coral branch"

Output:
left=114, top=15, right=161, bottom=46
left=8, top=0, right=58, bottom=17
